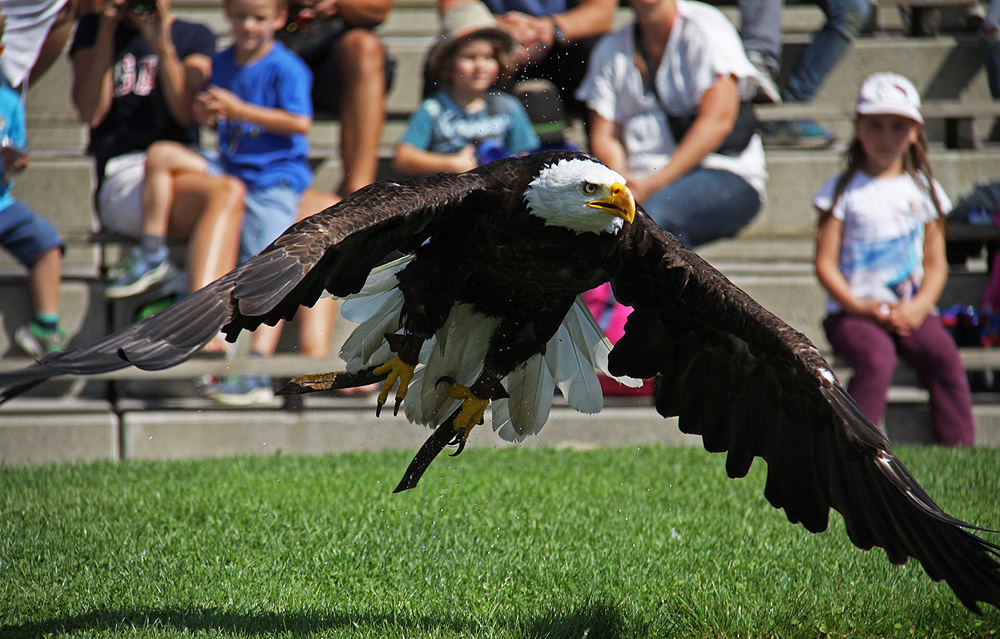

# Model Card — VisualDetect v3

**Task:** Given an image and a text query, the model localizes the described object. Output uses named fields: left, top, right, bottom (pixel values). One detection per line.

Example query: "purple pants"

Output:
left=823, top=312, right=976, bottom=446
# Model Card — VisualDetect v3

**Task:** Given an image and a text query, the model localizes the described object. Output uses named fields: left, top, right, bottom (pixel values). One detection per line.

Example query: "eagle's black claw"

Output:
left=394, top=396, right=403, bottom=416
left=436, top=375, right=457, bottom=388
left=375, top=401, right=384, bottom=418
left=449, top=429, right=468, bottom=457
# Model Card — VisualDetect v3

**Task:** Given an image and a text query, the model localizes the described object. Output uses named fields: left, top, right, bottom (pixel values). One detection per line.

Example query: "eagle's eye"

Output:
left=582, top=182, right=599, bottom=195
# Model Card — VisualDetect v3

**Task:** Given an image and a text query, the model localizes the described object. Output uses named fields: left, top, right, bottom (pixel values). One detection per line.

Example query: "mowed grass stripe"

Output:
left=2, top=445, right=999, bottom=637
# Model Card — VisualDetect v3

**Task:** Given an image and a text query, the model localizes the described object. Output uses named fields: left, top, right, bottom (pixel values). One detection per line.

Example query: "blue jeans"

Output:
left=784, top=0, right=873, bottom=103
left=738, top=0, right=784, bottom=67
left=0, top=199, right=64, bottom=266
left=240, top=183, right=302, bottom=263
left=739, top=0, right=872, bottom=102
left=641, top=168, right=761, bottom=249
left=987, top=0, right=1000, bottom=98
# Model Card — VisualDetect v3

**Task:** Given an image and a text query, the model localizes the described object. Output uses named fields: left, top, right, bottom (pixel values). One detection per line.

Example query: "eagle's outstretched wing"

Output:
left=609, top=214, right=1000, bottom=613
left=0, top=169, right=500, bottom=401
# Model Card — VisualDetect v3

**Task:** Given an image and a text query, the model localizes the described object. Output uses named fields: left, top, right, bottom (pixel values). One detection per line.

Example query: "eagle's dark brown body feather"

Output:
left=0, top=150, right=998, bottom=612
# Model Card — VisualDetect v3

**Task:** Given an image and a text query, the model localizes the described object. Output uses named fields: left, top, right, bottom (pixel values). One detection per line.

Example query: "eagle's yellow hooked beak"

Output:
left=587, top=182, right=636, bottom=224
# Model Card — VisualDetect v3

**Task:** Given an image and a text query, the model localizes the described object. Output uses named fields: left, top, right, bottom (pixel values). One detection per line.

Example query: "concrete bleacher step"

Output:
left=4, top=386, right=999, bottom=466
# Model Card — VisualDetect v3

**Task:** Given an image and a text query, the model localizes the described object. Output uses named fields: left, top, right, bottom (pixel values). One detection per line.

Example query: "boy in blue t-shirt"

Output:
left=0, top=14, right=69, bottom=358
left=394, top=17, right=538, bottom=176
left=190, top=0, right=313, bottom=404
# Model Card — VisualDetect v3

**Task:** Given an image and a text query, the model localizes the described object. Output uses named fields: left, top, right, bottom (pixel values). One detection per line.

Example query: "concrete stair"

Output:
left=3, top=1, right=1000, bottom=465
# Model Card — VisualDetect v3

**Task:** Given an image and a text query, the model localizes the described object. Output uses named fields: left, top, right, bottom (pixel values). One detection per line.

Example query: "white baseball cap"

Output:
left=856, top=72, right=924, bottom=124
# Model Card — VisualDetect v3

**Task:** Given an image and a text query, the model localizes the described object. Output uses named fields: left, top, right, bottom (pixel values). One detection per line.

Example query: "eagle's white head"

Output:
left=524, top=158, right=636, bottom=234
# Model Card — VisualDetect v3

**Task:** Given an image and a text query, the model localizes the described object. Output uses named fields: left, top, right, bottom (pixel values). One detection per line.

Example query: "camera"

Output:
left=127, top=0, right=157, bottom=13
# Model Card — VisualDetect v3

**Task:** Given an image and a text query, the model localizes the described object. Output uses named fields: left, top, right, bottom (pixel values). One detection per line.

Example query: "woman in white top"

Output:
left=575, top=0, right=766, bottom=248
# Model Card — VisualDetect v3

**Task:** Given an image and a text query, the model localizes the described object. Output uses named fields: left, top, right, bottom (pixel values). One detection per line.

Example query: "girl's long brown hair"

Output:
left=819, top=122, right=946, bottom=229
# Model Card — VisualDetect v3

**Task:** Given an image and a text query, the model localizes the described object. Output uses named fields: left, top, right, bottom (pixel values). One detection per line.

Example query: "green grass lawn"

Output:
left=2, top=444, right=999, bottom=638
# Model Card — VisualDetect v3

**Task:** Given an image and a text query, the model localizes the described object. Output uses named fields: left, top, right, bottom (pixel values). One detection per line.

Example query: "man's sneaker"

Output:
left=14, top=322, right=67, bottom=359
left=209, top=376, right=274, bottom=406
left=747, top=51, right=782, bottom=104
left=761, top=119, right=836, bottom=149
left=105, top=247, right=178, bottom=299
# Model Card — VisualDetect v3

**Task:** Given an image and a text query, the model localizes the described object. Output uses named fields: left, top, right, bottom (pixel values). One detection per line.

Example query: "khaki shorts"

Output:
left=96, top=152, right=145, bottom=238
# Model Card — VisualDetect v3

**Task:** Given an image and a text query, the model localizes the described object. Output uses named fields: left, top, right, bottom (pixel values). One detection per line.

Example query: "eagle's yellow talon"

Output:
left=445, top=383, right=490, bottom=438
left=373, top=356, right=415, bottom=415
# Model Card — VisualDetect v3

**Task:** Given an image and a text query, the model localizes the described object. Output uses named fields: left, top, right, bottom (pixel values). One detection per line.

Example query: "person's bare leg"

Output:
left=336, top=29, right=386, bottom=196
left=168, top=172, right=246, bottom=291
left=144, top=141, right=210, bottom=240
left=28, top=246, right=62, bottom=316
left=243, top=188, right=339, bottom=360
left=166, top=172, right=245, bottom=354
left=292, top=188, right=341, bottom=357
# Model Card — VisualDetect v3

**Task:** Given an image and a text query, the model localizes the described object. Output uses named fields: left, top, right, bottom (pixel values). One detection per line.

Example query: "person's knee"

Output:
left=823, top=0, right=872, bottom=36
left=337, top=29, right=385, bottom=77
left=855, top=348, right=898, bottom=381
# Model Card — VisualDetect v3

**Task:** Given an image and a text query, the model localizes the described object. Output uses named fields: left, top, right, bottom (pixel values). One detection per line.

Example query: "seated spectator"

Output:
left=0, top=0, right=76, bottom=91
left=0, top=12, right=69, bottom=357
left=394, top=6, right=539, bottom=176
left=813, top=72, right=974, bottom=446
left=983, top=0, right=999, bottom=99
left=69, top=0, right=244, bottom=320
left=432, top=0, right=616, bottom=116
left=577, top=0, right=766, bottom=249
left=194, top=0, right=314, bottom=406
left=740, top=0, right=873, bottom=149
left=275, top=0, right=394, bottom=197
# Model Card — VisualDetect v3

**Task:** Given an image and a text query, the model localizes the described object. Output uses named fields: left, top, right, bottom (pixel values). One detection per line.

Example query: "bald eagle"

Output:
left=0, top=150, right=998, bottom=612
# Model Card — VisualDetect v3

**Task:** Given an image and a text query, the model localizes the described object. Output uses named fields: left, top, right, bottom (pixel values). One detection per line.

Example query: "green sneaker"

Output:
left=14, top=322, right=67, bottom=359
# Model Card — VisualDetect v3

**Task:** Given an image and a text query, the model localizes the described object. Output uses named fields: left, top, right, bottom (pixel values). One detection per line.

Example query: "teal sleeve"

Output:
left=505, top=101, right=540, bottom=153
left=400, top=103, right=436, bottom=151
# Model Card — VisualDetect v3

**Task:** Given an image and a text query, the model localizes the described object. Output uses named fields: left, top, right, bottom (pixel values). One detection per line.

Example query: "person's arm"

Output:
left=199, top=87, right=312, bottom=135
left=393, top=142, right=477, bottom=176
left=334, top=0, right=392, bottom=28
left=627, top=74, right=738, bottom=203
left=134, top=5, right=209, bottom=127
left=71, top=4, right=122, bottom=127
left=546, top=0, right=616, bottom=43
left=815, top=211, right=891, bottom=325
left=888, top=221, right=948, bottom=336
left=586, top=109, right=629, bottom=179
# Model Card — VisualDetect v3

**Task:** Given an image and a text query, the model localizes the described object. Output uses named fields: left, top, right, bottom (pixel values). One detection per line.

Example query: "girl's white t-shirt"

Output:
left=814, top=171, right=951, bottom=314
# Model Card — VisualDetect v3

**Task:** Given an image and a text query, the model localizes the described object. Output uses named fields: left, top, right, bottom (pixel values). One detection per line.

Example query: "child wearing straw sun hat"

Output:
left=393, top=2, right=539, bottom=176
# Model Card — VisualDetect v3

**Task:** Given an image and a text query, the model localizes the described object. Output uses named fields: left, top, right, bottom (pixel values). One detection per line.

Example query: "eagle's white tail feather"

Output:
left=339, top=303, right=402, bottom=373
left=403, top=304, right=496, bottom=427
left=492, top=353, right=555, bottom=441
left=339, top=254, right=412, bottom=321
left=573, top=297, right=644, bottom=388
left=338, top=257, right=411, bottom=372
left=545, top=322, right=604, bottom=415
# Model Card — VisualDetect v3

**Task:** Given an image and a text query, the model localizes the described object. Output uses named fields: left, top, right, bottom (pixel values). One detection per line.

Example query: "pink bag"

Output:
left=581, top=283, right=655, bottom=396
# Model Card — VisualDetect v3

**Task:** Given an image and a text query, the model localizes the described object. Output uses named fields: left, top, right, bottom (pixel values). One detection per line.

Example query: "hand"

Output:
left=451, top=145, right=478, bottom=173
left=885, top=299, right=932, bottom=337
left=193, top=90, right=224, bottom=127
left=100, top=0, right=127, bottom=24
left=133, top=0, right=172, bottom=51
left=0, top=146, right=29, bottom=175
left=202, top=86, right=242, bottom=120
left=499, top=12, right=550, bottom=64
left=624, top=173, right=658, bottom=205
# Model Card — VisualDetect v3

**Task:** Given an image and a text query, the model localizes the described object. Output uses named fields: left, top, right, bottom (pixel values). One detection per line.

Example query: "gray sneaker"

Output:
left=14, top=322, right=67, bottom=359
left=748, top=51, right=782, bottom=104
left=761, top=119, right=836, bottom=149
left=209, top=376, right=275, bottom=407
left=105, top=246, right=178, bottom=299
